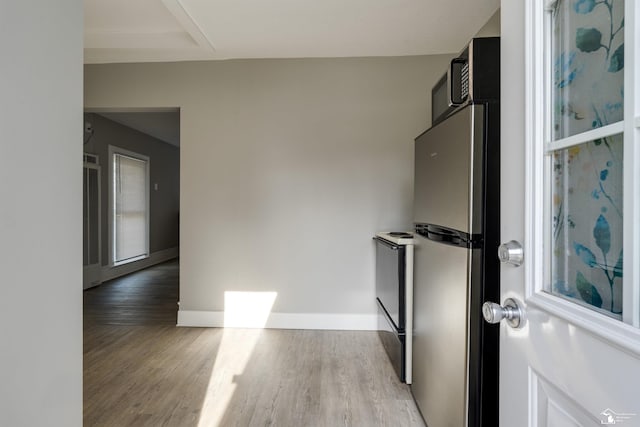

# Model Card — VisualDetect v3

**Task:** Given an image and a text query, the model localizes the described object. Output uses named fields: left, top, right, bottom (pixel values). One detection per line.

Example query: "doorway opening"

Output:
left=82, top=108, right=180, bottom=323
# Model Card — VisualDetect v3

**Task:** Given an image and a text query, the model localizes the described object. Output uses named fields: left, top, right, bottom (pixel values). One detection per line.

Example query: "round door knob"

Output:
left=482, top=302, right=504, bottom=324
left=482, top=298, right=524, bottom=328
left=498, top=240, right=524, bottom=267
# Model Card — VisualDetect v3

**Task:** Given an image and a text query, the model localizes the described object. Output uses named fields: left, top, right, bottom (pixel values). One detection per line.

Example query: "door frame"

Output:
left=107, top=144, right=151, bottom=268
left=83, top=154, right=102, bottom=289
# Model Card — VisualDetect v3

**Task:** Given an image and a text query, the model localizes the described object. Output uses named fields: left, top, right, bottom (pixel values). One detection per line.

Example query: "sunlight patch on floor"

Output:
left=197, top=291, right=277, bottom=426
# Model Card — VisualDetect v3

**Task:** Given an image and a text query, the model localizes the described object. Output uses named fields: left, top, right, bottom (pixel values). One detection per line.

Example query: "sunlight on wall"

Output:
left=197, top=291, right=278, bottom=426
left=223, top=291, right=277, bottom=328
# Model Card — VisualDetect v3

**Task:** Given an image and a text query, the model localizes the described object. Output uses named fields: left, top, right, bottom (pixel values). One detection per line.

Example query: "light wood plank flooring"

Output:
left=84, top=260, right=425, bottom=426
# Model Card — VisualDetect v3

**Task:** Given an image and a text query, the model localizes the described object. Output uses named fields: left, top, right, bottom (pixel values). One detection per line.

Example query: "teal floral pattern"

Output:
left=552, top=0, right=624, bottom=139
left=550, top=0, right=624, bottom=318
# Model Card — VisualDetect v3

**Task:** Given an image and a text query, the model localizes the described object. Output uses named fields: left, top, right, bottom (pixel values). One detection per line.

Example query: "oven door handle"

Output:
left=373, top=236, right=400, bottom=250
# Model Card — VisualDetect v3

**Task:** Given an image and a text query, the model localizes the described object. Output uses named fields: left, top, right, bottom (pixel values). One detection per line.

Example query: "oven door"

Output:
left=374, top=237, right=406, bottom=330
left=377, top=298, right=406, bottom=382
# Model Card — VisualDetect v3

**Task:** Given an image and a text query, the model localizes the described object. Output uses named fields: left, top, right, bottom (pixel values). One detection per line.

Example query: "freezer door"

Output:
left=411, top=233, right=471, bottom=427
left=414, top=104, right=485, bottom=235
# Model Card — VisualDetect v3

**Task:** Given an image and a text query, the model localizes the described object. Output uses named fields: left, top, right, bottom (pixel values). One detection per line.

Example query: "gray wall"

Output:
left=0, top=1, right=83, bottom=425
left=84, top=113, right=180, bottom=266
left=84, top=56, right=454, bottom=324
left=84, top=6, right=501, bottom=325
left=475, top=8, right=501, bottom=38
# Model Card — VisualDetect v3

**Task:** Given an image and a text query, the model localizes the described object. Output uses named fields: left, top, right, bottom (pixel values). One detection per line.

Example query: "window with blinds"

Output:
left=112, top=150, right=149, bottom=265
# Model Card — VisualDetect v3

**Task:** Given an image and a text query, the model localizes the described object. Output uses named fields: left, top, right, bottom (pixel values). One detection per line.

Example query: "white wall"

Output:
left=0, top=1, right=83, bottom=426
left=85, top=56, right=453, bottom=328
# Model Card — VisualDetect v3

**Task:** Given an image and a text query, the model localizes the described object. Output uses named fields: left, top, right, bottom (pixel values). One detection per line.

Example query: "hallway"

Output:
left=83, top=261, right=424, bottom=426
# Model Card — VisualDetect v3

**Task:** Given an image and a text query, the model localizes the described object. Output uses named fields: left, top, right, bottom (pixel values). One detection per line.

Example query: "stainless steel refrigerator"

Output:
left=411, top=37, right=500, bottom=427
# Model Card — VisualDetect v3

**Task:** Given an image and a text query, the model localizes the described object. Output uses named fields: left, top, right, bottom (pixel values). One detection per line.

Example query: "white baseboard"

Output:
left=177, top=310, right=378, bottom=331
left=100, top=247, right=179, bottom=282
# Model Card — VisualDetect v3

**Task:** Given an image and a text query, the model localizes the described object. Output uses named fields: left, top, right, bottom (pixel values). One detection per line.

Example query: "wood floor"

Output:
left=84, top=260, right=425, bottom=426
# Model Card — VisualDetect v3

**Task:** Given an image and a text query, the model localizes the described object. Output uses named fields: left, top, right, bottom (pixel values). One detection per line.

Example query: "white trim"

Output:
left=85, top=107, right=179, bottom=114
left=526, top=0, right=640, bottom=341
left=83, top=159, right=102, bottom=290
left=160, top=0, right=216, bottom=52
left=83, top=153, right=99, bottom=165
left=84, top=30, right=204, bottom=50
left=404, top=244, right=414, bottom=384
left=528, top=293, right=640, bottom=357
left=108, top=145, right=151, bottom=267
left=545, top=122, right=625, bottom=152
left=528, top=367, right=539, bottom=427
left=176, top=310, right=378, bottom=331
left=630, top=118, right=640, bottom=327
left=525, top=0, right=546, bottom=299
left=113, top=254, right=148, bottom=267
left=100, top=246, right=178, bottom=282
left=636, top=0, right=640, bottom=120
left=624, top=0, right=640, bottom=327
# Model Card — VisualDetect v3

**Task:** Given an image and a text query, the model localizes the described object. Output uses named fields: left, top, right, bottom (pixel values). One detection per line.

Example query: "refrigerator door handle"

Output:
left=415, top=224, right=473, bottom=248
left=429, top=230, right=464, bottom=246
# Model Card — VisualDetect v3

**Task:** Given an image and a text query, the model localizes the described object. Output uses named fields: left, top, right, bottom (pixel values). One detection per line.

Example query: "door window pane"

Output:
left=551, top=0, right=624, bottom=140
left=550, top=134, right=623, bottom=318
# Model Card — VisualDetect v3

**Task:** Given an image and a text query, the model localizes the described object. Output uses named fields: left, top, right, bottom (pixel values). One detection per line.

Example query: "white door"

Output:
left=498, top=1, right=640, bottom=426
